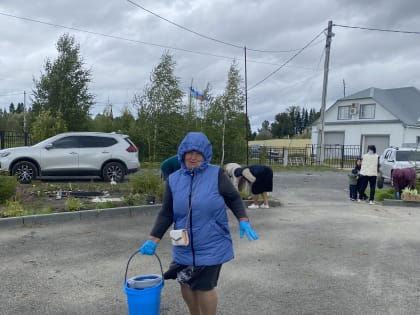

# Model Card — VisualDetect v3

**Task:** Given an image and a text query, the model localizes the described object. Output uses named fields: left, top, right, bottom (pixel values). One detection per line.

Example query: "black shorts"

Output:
left=164, top=262, right=222, bottom=291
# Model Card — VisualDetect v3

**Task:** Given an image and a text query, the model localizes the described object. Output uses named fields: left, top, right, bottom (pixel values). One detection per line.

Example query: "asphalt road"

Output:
left=1, top=170, right=420, bottom=314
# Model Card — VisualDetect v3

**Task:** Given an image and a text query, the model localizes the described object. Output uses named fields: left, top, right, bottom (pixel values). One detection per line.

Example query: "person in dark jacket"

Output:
left=160, top=154, right=181, bottom=180
left=139, top=132, right=258, bottom=315
left=234, top=165, right=273, bottom=209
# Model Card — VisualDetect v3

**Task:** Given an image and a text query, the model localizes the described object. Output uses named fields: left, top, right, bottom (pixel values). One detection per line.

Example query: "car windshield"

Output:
left=396, top=150, right=420, bottom=161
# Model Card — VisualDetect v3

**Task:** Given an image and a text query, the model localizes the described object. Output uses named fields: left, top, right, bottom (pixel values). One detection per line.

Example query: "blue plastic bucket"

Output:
left=124, top=251, right=164, bottom=315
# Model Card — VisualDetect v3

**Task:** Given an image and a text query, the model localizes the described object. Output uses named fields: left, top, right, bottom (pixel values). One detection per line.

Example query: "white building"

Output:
left=311, top=86, right=420, bottom=155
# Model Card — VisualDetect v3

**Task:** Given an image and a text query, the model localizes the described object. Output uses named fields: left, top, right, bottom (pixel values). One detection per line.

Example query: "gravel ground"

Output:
left=1, top=170, right=420, bottom=315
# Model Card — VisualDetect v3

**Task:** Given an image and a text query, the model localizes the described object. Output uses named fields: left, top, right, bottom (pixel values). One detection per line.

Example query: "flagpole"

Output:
left=244, top=46, right=249, bottom=165
left=189, top=78, right=193, bottom=115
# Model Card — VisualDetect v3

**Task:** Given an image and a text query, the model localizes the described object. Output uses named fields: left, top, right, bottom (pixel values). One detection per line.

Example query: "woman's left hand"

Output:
left=239, top=221, right=259, bottom=240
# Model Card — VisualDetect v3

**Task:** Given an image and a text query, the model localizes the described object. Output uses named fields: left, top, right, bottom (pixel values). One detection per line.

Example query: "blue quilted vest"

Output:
left=168, top=132, right=234, bottom=266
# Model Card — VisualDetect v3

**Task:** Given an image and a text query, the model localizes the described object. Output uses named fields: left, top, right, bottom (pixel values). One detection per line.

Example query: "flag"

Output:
left=190, top=87, right=206, bottom=101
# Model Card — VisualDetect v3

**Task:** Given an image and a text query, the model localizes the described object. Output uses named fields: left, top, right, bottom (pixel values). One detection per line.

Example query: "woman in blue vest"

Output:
left=139, top=132, right=258, bottom=315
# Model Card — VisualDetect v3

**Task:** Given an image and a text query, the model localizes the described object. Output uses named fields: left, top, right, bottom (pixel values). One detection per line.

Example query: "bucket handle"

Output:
left=124, top=250, right=164, bottom=285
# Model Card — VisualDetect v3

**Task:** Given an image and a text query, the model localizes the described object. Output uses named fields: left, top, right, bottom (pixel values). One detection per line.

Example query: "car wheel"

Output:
left=102, top=162, right=126, bottom=182
left=377, top=174, right=384, bottom=189
left=12, top=161, right=37, bottom=184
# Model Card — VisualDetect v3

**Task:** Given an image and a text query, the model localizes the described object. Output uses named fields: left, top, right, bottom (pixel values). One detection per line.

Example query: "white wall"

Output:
left=311, top=98, right=407, bottom=146
left=324, top=123, right=403, bottom=146
left=404, top=128, right=420, bottom=145
left=324, top=98, right=397, bottom=122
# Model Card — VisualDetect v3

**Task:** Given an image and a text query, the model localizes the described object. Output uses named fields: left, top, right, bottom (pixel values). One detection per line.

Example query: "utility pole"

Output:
left=23, top=90, right=27, bottom=132
left=319, top=20, right=334, bottom=162
left=343, top=79, right=346, bottom=97
left=244, top=46, right=249, bottom=165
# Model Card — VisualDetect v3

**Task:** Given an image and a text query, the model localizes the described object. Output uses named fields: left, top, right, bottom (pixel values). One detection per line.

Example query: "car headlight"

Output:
left=0, top=152, right=11, bottom=158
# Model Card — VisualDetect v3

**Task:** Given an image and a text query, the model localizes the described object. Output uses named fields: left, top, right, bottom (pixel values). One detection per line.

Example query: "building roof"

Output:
left=340, top=86, right=420, bottom=126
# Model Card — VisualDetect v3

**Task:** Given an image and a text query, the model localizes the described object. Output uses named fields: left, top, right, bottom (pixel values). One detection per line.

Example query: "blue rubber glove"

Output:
left=239, top=221, right=259, bottom=240
left=140, top=240, right=157, bottom=255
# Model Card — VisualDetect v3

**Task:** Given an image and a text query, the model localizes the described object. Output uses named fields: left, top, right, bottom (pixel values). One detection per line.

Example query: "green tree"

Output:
left=204, top=60, right=246, bottom=164
left=256, top=120, right=272, bottom=140
left=31, top=33, right=94, bottom=131
left=113, top=107, right=136, bottom=135
left=9, top=103, right=15, bottom=114
left=31, top=110, right=67, bottom=143
left=90, top=102, right=114, bottom=132
left=271, top=112, right=293, bottom=138
left=134, top=51, right=185, bottom=161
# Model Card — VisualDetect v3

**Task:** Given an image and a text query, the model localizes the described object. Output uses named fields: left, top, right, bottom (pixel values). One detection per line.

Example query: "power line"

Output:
left=0, top=11, right=309, bottom=69
left=247, top=30, right=325, bottom=92
left=333, top=24, right=420, bottom=35
left=0, top=11, right=237, bottom=61
left=126, top=0, right=307, bottom=53
left=0, top=11, right=325, bottom=73
left=0, top=92, right=24, bottom=97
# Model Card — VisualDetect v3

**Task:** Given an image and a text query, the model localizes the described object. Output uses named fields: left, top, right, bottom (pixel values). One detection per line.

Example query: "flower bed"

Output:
left=401, top=192, right=420, bottom=202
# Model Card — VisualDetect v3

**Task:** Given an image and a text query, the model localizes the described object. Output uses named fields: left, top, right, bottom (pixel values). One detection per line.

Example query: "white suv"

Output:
left=377, top=146, right=420, bottom=188
left=0, top=132, right=139, bottom=183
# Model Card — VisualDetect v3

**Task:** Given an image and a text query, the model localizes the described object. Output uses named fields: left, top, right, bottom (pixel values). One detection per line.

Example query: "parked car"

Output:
left=377, top=146, right=420, bottom=188
left=249, top=145, right=280, bottom=162
left=0, top=132, right=140, bottom=184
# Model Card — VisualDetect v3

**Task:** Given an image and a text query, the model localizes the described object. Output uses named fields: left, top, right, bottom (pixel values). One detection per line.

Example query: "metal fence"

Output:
left=0, top=131, right=362, bottom=169
left=245, top=144, right=362, bottom=169
left=0, top=131, right=32, bottom=149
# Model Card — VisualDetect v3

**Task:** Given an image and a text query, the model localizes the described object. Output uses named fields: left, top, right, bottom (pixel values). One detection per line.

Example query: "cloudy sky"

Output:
left=1, top=0, right=420, bottom=132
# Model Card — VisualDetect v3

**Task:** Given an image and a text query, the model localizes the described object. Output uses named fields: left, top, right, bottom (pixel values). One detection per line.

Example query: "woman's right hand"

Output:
left=139, top=240, right=157, bottom=255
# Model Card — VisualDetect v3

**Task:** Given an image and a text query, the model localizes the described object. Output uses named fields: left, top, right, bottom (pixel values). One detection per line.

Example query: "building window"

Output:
left=338, top=106, right=351, bottom=120
left=359, top=103, right=375, bottom=119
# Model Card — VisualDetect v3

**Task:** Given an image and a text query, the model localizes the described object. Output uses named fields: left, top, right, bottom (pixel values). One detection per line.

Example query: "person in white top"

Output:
left=358, top=145, right=380, bottom=204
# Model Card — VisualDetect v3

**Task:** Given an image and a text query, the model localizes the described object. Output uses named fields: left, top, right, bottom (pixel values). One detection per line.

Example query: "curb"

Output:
left=0, top=200, right=282, bottom=228
left=0, top=204, right=161, bottom=228
left=382, top=199, right=420, bottom=207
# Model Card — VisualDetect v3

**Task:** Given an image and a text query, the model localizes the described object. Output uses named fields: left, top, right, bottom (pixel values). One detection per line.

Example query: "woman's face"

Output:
left=184, top=151, right=204, bottom=169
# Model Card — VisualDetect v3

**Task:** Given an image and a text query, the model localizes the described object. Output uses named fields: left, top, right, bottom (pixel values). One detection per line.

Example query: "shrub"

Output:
left=65, top=197, right=82, bottom=211
left=2, top=200, right=26, bottom=217
left=0, top=175, right=18, bottom=204
left=95, top=201, right=115, bottom=209
left=375, top=188, right=395, bottom=201
left=129, top=173, right=164, bottom=198
left=124, top=193, right=141, bottom=206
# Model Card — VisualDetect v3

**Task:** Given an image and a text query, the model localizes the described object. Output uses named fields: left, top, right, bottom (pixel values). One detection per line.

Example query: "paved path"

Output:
left=1, top=171, right=420, bottom=314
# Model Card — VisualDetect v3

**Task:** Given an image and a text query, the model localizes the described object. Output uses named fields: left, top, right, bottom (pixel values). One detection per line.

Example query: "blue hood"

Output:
left=177, top=132, right=212, bottom=173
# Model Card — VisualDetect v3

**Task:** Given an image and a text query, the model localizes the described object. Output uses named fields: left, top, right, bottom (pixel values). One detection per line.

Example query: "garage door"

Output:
left=324, top=132, right=344, bottom=145
left=362, top=135, right=389, bottom=155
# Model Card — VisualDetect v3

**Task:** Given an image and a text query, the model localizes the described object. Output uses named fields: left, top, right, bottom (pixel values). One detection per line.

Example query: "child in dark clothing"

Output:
left=348, top=168, right=358, bottom=201
left=354, top=158, right=368, bottom=201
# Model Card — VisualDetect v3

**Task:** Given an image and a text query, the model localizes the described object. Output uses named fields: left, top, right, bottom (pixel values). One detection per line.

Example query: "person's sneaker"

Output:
left=248, top=203, right=259, bottom=209
left=369, top=200, right=375, bottom=205
left=260, top=204, right=270, bottom=209
left=357, top=199, right=362, bottom=202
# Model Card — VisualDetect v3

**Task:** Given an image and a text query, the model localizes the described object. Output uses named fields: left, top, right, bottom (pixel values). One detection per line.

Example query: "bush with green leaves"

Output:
left=95, top=201, right=116, bottom=209
left=129, top=173, right=164, bottom=199
left=2, top=200, right=26, bottom=217
left=65, top=197, right=82, bottom=211
left=375, top=188, right=395, bottom=201
left=0, top=175, right=18, bottom=204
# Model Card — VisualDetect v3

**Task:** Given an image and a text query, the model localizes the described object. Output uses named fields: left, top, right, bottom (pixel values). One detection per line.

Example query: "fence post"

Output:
left=0, top=130, right=4, bottom=149
left=340, top=145, right=344, bottom=168
left=24, top=132, right=29, bottom=146
left=283, top=148, right=288, bottom=167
